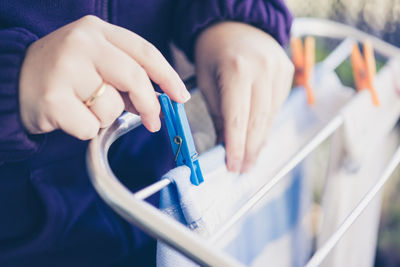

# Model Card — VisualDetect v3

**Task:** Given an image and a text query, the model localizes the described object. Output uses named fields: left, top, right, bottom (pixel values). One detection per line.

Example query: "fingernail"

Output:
left=181, top=89, right=191, bottom=102
left=149, top=119, right=161, bottom=132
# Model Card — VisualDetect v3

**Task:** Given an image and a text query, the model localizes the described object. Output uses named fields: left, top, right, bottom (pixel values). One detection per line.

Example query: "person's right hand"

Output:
left=19, top=15, right=190, bottom=140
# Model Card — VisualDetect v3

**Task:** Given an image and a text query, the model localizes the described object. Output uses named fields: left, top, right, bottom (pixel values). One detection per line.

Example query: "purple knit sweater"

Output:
left=0, top=1, right=292, bottom=266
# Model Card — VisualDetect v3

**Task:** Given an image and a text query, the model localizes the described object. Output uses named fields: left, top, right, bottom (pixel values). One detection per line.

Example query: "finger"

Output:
left=67, top=63, right=124, bottom=128
left=120, top=91, right=162, bottom=117
left=219, top=66, right=252, bottom=173
left=93, top=42, right=161, bottom=132
left=102, top=24, right=190, bottom=103
left=242, top=60, right=292, bottom=172
left=88, top=83, right=125, bottom=128
left=281, top=62, right=294, bottom=105
left=260, top=59, right=293, bottom=139
left=53, top=91, right=101, bottom=140
left=120, top=92, right=138, bottom=114
left=196, top=66, right=224, bottom=142
left=275, top=56, right=294, bottom=107
left=261, top=58, right=293, bottom=139
left=241, top=79, right=273, bottom=173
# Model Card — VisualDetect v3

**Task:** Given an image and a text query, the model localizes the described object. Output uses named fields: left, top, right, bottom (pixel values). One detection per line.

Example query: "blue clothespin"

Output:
left=159, top=93, right=204, bottom=186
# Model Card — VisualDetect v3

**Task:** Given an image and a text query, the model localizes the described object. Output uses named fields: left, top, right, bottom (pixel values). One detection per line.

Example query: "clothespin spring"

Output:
left=173, top=136, right=183, bottom=162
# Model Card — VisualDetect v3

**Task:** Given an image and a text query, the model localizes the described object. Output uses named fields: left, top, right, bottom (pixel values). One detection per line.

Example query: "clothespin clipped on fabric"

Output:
left=291, top=36, right=316, bottom=105
left=159, top=94, right=204, bottom=186
left=350, top=41, right=379, bottom=106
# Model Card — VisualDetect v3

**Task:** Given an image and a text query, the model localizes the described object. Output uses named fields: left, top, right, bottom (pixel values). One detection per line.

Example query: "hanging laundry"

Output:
left=317, top=58, right=400, bottom=267
left=157, top=66, right=353, bottom=266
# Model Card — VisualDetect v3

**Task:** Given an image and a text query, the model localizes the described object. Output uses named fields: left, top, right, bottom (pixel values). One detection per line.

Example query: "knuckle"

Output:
left=78, top=15, right=102, bottom=26
left=53, top=53, right=76, bottom=72
left=140, top=102, right=160, bottom=117
left=225, top=114, right=245, bottom=130
left=101, top=103, right=124, bottom=128
left=61, top=30, right=90, bottom=54
left=122, top=67, right=149, bottom=95
left=155, top=72, right=173, bottom=89
left=248, top=115, right=264, bottom=129
left=128, top=69, right=153, bottom=93
left=139, top=41, right=158, bottom=59
left=258, top=55, right=270, bottom=69
left=36, top=114, right=53, bottom=133
left=115, top=68, right=138, bottom=90
left=65, top=17, right=102, bottom=45
left=225, top=53, right=248, bottom=73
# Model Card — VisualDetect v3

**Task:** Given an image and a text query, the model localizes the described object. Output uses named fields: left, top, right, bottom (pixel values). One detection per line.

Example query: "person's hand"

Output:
left=195, top=22, right=294, bottom=173
left=19, top=15, right=190, bottom=140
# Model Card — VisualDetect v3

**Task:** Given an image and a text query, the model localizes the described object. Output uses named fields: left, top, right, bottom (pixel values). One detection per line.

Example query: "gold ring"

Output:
left=85, top=82, right=107, bottom=107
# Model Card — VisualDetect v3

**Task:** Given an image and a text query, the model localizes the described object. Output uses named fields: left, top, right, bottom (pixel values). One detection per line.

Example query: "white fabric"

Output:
left=158, top=67, right=353, bottom=266
left=317, top=58, right=400, bottom=267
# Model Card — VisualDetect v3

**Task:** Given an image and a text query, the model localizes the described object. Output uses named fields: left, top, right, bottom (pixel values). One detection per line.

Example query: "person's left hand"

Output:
left=195, top=22, right=294, bottom=173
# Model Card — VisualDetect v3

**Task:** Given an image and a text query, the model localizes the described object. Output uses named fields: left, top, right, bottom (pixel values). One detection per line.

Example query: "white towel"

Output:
left=317, top=58, right=400, bottom=267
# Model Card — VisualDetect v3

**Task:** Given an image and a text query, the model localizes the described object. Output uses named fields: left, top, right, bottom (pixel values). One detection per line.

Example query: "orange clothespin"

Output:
left=350, top=41, right=379, bottom=106
left=291, top=36, right=316, bottom=105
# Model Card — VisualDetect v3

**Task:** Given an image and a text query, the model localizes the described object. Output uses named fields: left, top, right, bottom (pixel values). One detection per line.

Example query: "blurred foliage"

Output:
left=314, top=39, right=385, bottom=88
left=375, top=167, right=400, bottom=267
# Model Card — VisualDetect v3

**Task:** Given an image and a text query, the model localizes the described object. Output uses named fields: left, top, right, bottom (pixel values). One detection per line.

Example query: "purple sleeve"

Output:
left=0, top=28, right=45, bottom=163
left=173, top=0, right=293, bottom=61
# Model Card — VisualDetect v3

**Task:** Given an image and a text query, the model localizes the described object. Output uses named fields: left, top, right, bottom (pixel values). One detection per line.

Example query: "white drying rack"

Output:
left=86, top=18, right=400, bottom=267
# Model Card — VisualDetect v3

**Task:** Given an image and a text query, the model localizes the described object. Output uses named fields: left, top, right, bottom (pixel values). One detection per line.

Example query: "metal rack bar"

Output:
left=87, top=112, right=243, bottom=267
left=86, top=18, right=400, bottom=266
left=210, top=115, right=344, bottom=243
left=292, top=18, right=400, bottom=57
left=306, top=145, right=400, bottom=267
left=320, top=38, right=353, bottom=71
left=133, top=115, right=343, bottom=237
left=134, top=178, right=171, bottom=200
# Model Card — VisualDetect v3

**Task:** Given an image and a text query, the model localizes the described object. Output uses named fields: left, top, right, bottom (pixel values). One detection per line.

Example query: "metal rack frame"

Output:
left=87, top=18, right=400, bottom=267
